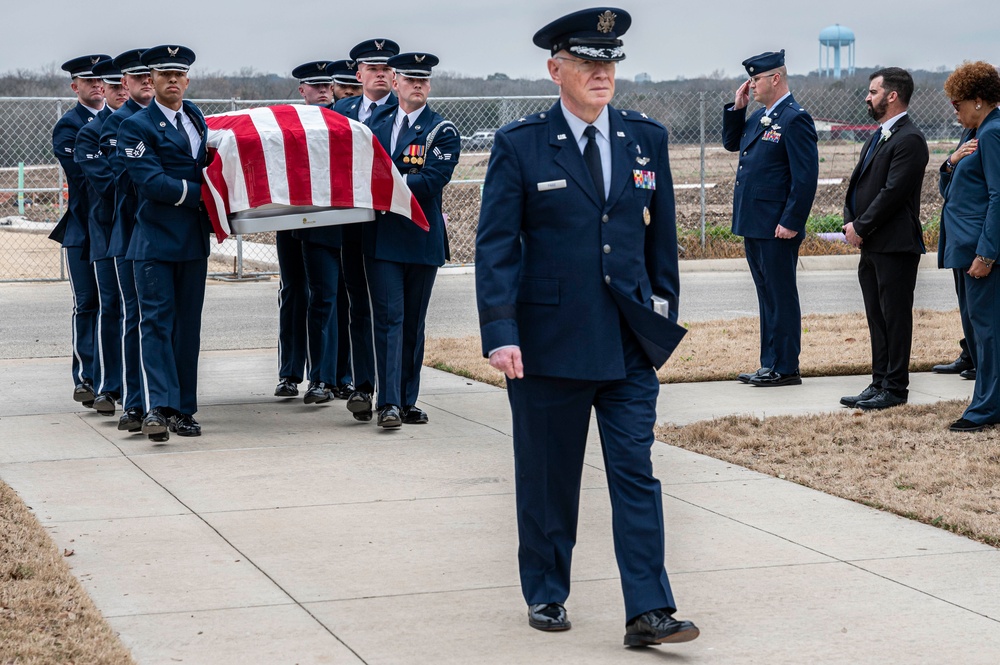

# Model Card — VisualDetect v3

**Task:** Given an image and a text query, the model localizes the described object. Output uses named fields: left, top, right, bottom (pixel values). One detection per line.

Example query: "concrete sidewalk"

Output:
left=2, top=351, right=998, bottom=664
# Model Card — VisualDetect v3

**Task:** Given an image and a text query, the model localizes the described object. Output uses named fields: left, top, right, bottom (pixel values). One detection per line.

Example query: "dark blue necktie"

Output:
left=862, top=127, right=881, bottom=169
left=583, top=125, right=605, bottom=206
left=175, top=113, right=193, bottom=156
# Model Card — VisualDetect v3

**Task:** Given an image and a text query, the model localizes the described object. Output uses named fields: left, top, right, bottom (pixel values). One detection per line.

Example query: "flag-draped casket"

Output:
left=201, top=104, right=428, bottom=241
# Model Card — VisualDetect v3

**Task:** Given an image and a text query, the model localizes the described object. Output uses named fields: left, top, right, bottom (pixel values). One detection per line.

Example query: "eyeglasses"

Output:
left=749, top=72, right=778, bottom=83
left=553, top=56, right=616, bottom=74
left=951, top=99, right=966, bottom=110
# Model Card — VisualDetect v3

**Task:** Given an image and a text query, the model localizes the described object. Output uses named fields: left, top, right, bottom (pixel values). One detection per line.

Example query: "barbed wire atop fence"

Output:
left=0, top=90, right=962, bottom=281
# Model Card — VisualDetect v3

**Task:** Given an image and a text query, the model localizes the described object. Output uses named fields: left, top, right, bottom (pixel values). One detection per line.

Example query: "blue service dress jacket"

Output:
left=74, top=107, right=116, bottom=262
left=476, top=101, right=686, bottom=379
left=50, top=102, right=101, bottom=247
left=102, top=98, right=145, bottom=258
left=722, top=94, right=819, bottom=238
left=939, top=109, right=1000, bottom=269
left=332, top=92, right=398, bottom=121
left=117, top=100, right=212, bottom=262
left=365, top=104, right=461, bottom=264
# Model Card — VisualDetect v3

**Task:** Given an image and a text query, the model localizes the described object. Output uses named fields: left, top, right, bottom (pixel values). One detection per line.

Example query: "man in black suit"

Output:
left=841, top=67, right=928, bottom=410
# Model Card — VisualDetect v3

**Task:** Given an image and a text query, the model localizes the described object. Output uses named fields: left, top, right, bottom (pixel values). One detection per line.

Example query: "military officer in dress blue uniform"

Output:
left=101, top=49, right=155, bottom=433
left=365, top=52, right=460, bottom=428
left=329, top=59, right=362, bottom=101
left=723, top=50, right=819, bottom=387
left=50, top=53, right=110, bottom=409
left=287, top=61, right=345, bottom=405
left=269, top=61, right=337, bottom=402
left=475, top=8, right=698, bottom=647
left=331, top=38, right=400, bottom=421
left=327, top=58, right=362, bottom=397
left=74, top=58, right=128, bottom=417
left=118, top=45, right=210, bottom=443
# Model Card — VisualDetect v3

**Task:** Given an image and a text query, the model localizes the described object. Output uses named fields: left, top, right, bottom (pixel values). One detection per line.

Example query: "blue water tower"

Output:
left=819, top=24, right=855, bottom=78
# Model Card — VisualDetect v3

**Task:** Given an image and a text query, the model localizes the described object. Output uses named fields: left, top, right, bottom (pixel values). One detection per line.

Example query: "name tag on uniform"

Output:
left=537, top=179, right=567, bottom=192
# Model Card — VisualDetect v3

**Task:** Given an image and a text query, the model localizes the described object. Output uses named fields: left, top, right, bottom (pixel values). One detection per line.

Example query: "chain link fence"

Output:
left=1, top=90, right=962, bottom=281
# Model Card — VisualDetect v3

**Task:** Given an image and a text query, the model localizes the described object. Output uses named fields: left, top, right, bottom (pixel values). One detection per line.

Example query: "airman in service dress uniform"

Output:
left=118, top=45, right=210, bottom=442
left=331, top=38, right=400, bottom=421
left=723, top=50, right=818, bottom=387
left=366, top=52, right=460, bottom=427
left=474, top=8, right=698, bottom=648
left=100, top=49, right=155, bottom=433
left=50, top=53, right=110, bottom=408
left=74, top=58, right=128, bottom=416
left=329, top=59, right=363, bottom=101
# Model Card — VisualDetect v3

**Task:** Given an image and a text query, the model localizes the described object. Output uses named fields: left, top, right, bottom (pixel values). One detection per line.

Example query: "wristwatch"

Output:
left=976, top=255, right=995, bottom=268
left=944, top=158, right=955, bottom=173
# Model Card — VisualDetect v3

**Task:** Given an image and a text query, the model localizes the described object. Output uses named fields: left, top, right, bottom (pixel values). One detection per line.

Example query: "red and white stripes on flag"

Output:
left=201, top=104, right=428, bottom=241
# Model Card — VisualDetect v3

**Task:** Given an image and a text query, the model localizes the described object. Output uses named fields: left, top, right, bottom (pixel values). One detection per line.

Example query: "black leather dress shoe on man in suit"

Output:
left=949, top=417, right=988, bottom=433
left=737, top=367, right=770, bottom=384
left=527, top=603, right=571, bottom=631
left=377, top=405, right=402, bottom=429
left=855, top=390, right=907, bottom=411
left=840, top=384, right=880, bottom=407
left=401, top=406, right=428, bottom=424
left=961, top=368, right=977, bottom=380
left=624, top=608, right=699, bottom=647
left=169, top=414, right=202, bottom=437
left=749, top=370, right=802, bottom=387
left=142, top=407, right=169, bottom=442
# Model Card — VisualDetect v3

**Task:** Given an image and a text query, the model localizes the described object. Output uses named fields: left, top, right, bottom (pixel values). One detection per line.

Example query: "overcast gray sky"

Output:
left=4, top=1, right=995, bottom=81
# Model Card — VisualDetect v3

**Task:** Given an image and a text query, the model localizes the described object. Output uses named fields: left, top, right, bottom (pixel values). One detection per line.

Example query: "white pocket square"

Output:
left=537, top=179, right=567, bottom=192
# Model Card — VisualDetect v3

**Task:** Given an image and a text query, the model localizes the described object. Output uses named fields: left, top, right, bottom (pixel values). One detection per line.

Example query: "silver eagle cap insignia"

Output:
left=167, top=46, right=179, bottom=57
left=597, top=10, right=616, bottom=33
left=374, top=40, right=385, bottom=50
left=414, top=54, right=425, bottom=63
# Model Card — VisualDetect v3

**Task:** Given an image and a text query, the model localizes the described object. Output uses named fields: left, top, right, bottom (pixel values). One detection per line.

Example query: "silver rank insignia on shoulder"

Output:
left=641, top=113, right=648, bottom=119
left=557, top=133, right=567, bottom=140
left=518, top=117, right=526, bottom=122
left=636, top=156, right=650, bottom=166
left=616, top=131, right=625, bottom=138
left=643, top=207, right=651, bottom=225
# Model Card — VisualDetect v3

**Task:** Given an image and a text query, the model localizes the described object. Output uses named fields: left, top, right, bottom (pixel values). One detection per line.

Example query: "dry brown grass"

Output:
left=0, top=481, right=135, bottom=664
left=655, top=402, right=1000, bottom=547
left=424, top=309, right=966, bottom=388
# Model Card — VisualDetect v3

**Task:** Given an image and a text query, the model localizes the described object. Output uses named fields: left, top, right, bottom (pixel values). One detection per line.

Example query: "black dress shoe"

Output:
left=118, top=407, right=143, bottom=432
left=932, top=355, right=974, bottom=374
left=961, top=368, right=977, bottom=380
left=73, top=382, right=95, bottom=403
left=377, top=405, right=402, bottom=428
left=527, top=603, right=571, bottom=632
left=169, top=414, right=202, bottom=437
left=624, top=608, right=699, bottom=647
left=737, top=367, right=770, bottom=384
left=949, top=417, right=987, bottom=432
left=274, top=378, right=299, bottom=397
left=303, top=382, right=333, bottom=404
left=93, top=392, right=117, bottom=416
left=401, top=405, right=428, bottom=424
left=840, top=384, right=880, bottom=407
left=749, top=370, right=802, bottom=387
left=347, top=390, right=373, bottom=421
left=331, top=383, right=353, bottom=400
left=855, top=390, right=907, bottom=410
left=142, top=408, right=169, bottom=442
